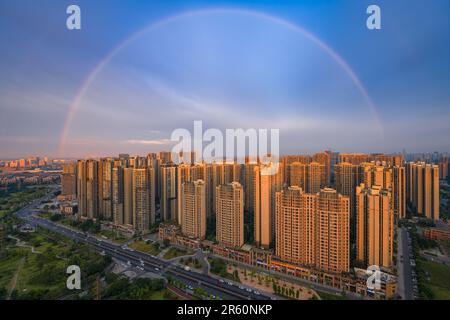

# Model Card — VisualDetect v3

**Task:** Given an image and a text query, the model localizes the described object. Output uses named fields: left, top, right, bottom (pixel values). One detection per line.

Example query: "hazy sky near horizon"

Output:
left=1, top=0, right=450, bottom=158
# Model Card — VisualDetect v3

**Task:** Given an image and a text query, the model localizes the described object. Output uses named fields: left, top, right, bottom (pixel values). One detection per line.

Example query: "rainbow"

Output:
left=58, top=7, right=383, bottom=156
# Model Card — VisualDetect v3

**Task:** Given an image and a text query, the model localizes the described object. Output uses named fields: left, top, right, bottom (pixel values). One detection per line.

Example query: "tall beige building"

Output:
left=112, top=165, right=124, bottom=225
left=275, top=187, right=315, bottom=267
left=181, top=180, right=206, bottom=239
left=438, top=156, right=448, bottom=179
left=159, top=151, right=173, bottom=164
left=356, top=184, right=394, bottom=268
left=339, top=153, right=370, bottom=165
left=161, top=165, right=177, bottom=221
left=62, top=163, right=76, bottom=196
left=190, top=163, right=213, bottom=219
left=275, top=187, right=350, bottom=274
left=282, top=155, right=312, bottom=186
left=393, top=166, right=406, bottom=219
left=132, top=168, right=155, bottom=231
left=76, top=160, right=87, bottom=217
left=334, top=162, right=359, bottom=218
left=99, top=158, right=113, bottom=220
left=123, top=168, right=134, bottom=226
left=216, top=182, right=244, bottom=248
left=313, top=152, right=331, bottom=186
left=406, top=162, right=439, bottom=220
left=177, top=164, right=191, bottom=225
left=289, top=162, right=307, bottom=191
left=360, top=163, right=392, bottom=190
left=212, top=163, right=241, bottom=213
left=253, top=162, right=283, bottom=247
left=315, top=188, right=350, bottom=273
left=289, top=161, right=325, bottom=193
left=308, top=161, right=326, bottom=193
left=85, top=159, right=98, bottom=219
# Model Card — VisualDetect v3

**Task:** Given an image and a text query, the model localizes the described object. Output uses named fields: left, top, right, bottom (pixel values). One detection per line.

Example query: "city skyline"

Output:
left=1, top=0, right=450, bottom=159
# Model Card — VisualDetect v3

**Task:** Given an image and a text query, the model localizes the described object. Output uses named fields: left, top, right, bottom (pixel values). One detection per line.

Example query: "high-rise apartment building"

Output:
left=99, top=158, right=113, bottom=220
left=334, top=162, right=359, bottom=218
left=289, top=161, right=325, bottom=193
left=315, top=188, right=350, bottom=273
left=216, top=182, right=244, bottom=248
left=85, top=159, right=99, bottom=219
left=177, top=164, right=191, bottom=225
left=406, top=162, right=440, bottom=220
left=76, top=160, right=87, bottom=217
left=62, top=162, right=76, bottom=196
left=438, top=156, right=449, bottom=179
left=159, top=151, right=173, bottom=164
left=356, top=184, right=394, bottom=268
left=282, top=155, right=312, bottom=186
left=313, top=152, right=331, bottom=186
left=181, top=180, right=206, bottom=239
left=123, top=167, right=134, bottom=226
left=253, top=162, right=283, bottom=247
left=275, top=187, right=350, bottom=274
left=132, top=168, right=155, bottom=231
left=393, top=166, right=406, bottom=219
left=161, top=165, right=177, bottom=221
left=112, top=165, right=124, bottom=225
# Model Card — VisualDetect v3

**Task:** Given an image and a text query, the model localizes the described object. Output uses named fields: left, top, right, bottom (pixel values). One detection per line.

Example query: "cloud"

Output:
left=123, top=139, right=174, bottom=145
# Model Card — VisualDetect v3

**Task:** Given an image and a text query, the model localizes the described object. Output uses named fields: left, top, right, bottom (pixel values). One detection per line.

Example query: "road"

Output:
left=397, top=226, right=414, bottom=300
left=14, top=195, right=271, bottom=301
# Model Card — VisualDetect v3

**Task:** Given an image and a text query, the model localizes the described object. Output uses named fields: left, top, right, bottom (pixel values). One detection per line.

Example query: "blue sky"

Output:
left=0, top=0, right=449, bottom=158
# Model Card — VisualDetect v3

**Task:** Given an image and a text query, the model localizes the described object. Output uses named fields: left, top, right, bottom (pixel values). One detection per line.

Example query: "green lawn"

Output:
left=316, top=290, right=348, bottom=300
left=180, top=257, right=202, bottom=269
left=420, top=260, right=450, bottom=299
left=98, top=230, right=129, bottom=244
left=163, top=247, right=190, bottom=260
left=0, top=229, right=111, bottom=300
left=129, top=240, right=161, bottom=255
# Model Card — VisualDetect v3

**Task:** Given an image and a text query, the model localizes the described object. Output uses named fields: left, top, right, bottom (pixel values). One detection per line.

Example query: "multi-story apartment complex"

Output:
left=406, top=162, right=440, bottom=220
left=216, top=182, right=244, bottom=248
left=356, top=184, right=394, bottom=268
left=161, top=164, right=177, bottom=222
left=132, top=168, right=155, bottom=231
left=181, top=180, right=206, bottom=239
left=254, top=162, right=283, bottom=247
left=275, top=187, right=350, bottom=274
left=61, top=162, right=76, bottom=196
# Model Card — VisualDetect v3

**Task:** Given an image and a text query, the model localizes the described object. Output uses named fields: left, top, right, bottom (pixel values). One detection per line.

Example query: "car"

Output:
left=155, top=267, right=159, bottom=271
left=246, top=288, right=252, bottom=292
left=254, top=291, right=260, bottom=295
left=239, top=286, right=244, bottom=290
left=227, top=282, right=233, bottom=286
left=219, top=279, right=225, bottom=283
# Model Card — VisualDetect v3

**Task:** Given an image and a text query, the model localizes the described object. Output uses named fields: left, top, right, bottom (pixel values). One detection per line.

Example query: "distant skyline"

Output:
left=1, top=0, right=450, bottom=158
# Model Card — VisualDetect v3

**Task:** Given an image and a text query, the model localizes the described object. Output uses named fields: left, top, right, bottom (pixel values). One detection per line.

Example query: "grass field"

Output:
left=129, top=240, right=161, bottom=255
left=0, top=229, right=111, bottom=300
left=163, top=247, right=190, bottom=260
left=98, top=230, right=129, bottom=244
left=420, top=260, right=450, bottom=299
left=316, top=290, right=348, bottom=300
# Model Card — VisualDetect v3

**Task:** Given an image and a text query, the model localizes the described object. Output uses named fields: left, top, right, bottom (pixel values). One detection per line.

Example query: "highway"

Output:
left=397, top=226, right=414, bottom=300
left=15, top=195, right=272, bottom=301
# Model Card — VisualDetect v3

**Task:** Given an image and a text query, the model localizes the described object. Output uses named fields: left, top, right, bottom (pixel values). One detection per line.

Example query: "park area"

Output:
left=128, top=240, right=161, bottom=256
